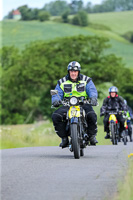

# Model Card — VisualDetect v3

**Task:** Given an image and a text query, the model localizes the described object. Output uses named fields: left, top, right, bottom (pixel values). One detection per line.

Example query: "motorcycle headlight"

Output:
left=70, top=97, right=78, bottom=106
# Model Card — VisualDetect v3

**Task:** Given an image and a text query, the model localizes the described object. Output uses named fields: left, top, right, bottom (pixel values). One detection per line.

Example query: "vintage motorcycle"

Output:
left=123, top=114, right=132, bottom=142
left=50, top=90, right=98, bottom=159
left=108, top=111, right=127, bottom=145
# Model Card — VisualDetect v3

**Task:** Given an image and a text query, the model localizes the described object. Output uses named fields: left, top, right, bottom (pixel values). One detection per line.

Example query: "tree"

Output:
left=43, top=0, right=69, bottom=16
left=69, top=0, right=83, bottom=14
left=62, top=10, right=70, bottom=23
left=78, top=11, right=89, bottom=26
left=85, top=2, right=93, bottom=13
left=30, top=8, right=40, bottom=20
left=38, top=11, right=50, bottom=22
left=72, top=11, right=89, bottom=26
left=72, top=14, right=81, bottom=25
left=18, top=5, right=32, bottom=20
left=1, top=35, right=132, bottom=124
left=7, top=10, right=14, bottom=19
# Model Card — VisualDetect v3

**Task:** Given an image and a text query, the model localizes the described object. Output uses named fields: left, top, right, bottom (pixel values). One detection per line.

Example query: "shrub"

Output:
left=62, top=10, right=70, bottom=23
left=72, top=11, right=89, bottom=26
left=38, top=11, right=50, bottom=22
left=72, top=15, right=81, bottom=25
left=122, top=31, right=133, bottom=43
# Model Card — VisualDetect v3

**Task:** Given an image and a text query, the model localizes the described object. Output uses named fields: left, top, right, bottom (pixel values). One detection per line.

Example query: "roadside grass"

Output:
left=0, top=121, right=60, bottom=149
left=0, top=120, right=111, bottom=149
left=113, top=159, right=133, bottom=200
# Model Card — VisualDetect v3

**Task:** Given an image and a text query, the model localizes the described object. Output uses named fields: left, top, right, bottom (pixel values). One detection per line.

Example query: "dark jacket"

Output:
left=100, top=95, right=127, bottom=114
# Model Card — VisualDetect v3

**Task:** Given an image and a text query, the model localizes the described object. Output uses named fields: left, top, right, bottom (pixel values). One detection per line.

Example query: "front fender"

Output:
left=70, top=117, right=78, bottom=124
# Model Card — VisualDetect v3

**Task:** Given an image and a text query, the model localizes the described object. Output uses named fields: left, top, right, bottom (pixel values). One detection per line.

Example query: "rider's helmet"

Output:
left=108, top=86, right=118, bottom=93
left=67, top=61, right=81, bottom=72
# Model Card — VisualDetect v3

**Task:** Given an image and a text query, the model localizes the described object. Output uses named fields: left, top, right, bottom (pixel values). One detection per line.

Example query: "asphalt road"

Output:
left=1, top=143, right=133, bottom=200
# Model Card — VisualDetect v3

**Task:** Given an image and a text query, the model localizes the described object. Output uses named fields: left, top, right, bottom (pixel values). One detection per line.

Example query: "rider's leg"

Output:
left=127, top=122, right=132, bottom=141
left=117, top=114, right=125, bottom=137
left=82, top=104, right=98, bottom=145
left=103, top=114, right=110, bottom=139
left=52, top=106, right=69, bottom=147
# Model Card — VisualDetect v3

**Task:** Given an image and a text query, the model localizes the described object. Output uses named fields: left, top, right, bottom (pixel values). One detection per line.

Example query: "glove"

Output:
left=52, top=100, right=61, bottom=107
left=90, top=98, right=97, bottom=106
left=123, top=111, right=127, bottom=116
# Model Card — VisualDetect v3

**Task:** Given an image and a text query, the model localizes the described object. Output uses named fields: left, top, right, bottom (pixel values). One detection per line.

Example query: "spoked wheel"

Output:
left=70, top=124, right=80, bottom=159
left=123, top=130, right=127, bottom=145
left=111, top=123, right=116, bottom=145
left=115, top=126, right=118, bottom=145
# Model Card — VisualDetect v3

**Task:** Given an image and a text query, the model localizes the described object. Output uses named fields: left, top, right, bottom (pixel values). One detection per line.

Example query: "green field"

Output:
left=1, top=11, right=133, bottom=68
left=1, top=21, right=94, bottom=49
left=89, top=11, right=133, bottom=34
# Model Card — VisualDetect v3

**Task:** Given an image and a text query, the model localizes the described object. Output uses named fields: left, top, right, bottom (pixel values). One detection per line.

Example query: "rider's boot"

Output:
left=119, top=131, right=124, bottom=138
left=105, top=132, right=110, bottom=139
left=89, top=135, right=98, bottom=146
left=59, top=137, right=69, bottom=148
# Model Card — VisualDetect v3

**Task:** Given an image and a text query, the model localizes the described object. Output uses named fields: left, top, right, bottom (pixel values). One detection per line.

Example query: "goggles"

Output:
left=68, top=66, right=79, bottom=71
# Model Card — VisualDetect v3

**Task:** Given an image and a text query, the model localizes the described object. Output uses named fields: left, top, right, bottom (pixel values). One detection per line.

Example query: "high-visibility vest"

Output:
left=58, top=75, right=91, bottom=98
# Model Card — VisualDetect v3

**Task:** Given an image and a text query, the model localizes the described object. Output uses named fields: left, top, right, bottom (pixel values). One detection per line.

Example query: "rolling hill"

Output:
left=1, top=11, right=133, bottom=68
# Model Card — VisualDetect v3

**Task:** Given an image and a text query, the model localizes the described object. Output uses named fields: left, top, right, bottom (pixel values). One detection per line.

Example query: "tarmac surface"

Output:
left=1, top=143, right=133, bottom=200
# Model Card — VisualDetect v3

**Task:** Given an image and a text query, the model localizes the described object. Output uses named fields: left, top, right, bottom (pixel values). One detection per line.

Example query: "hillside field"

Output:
left=1, top=11, right=133, bottom=68
left=89, top=11, right=133, bottom=34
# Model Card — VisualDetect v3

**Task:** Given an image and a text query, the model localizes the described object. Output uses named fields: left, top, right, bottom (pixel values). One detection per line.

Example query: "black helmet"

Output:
left=67, top=61, right=81, bottom=72
left=108, top=86, right=118, bottom=93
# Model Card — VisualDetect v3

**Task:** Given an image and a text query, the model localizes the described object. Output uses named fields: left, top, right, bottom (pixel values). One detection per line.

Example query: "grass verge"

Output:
left=0, top=121, right=111, bottom=149
left=113, top=159, right=133, bottom=200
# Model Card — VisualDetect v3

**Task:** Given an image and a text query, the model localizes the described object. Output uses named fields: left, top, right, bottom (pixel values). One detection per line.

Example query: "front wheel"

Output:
left=123, top=130, right=127, bottom=145
left=70, top=124, right=80, bottom=159
left=111, top=123, right=116, bottom=145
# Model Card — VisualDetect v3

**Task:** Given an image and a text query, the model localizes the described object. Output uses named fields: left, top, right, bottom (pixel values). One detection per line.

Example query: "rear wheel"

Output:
left=70, top=124, right=80, bottom=159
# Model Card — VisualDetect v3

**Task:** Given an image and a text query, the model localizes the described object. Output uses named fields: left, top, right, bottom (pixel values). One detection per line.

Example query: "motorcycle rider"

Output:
left=100, top=86, right=127, bottom=139
left=124, top=99, right=133, bottom=141
left=51, top=61, right=98, bottom=148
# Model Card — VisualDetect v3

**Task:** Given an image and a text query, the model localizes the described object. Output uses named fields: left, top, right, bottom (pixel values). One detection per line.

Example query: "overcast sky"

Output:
left=0, top=0, right=103, bottom=20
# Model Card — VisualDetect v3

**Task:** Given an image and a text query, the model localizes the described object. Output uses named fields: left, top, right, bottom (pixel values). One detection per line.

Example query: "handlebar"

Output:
left=105, top=110, right=123, bottom=115
left=51, top=97, right=99, bottom=108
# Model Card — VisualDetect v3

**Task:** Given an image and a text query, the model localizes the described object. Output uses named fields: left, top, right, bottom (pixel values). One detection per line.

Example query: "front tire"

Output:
left=123, top=130, right=127, bottom=145
left=70, top=124, right=80, bottom=159
left=111, top=123, right=116, bottom=145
